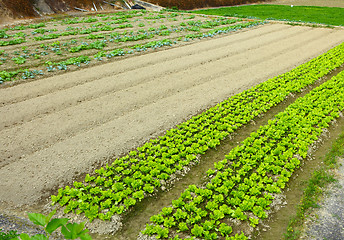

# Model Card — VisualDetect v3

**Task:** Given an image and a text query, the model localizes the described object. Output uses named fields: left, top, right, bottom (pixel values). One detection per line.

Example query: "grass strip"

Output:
left=51, top=43, right=344, bottom=222
left=142, top=70, right=344, bottom=239
left=284, top=126, right=344, bottom=239
left=193, top=5, right=344, bottom=26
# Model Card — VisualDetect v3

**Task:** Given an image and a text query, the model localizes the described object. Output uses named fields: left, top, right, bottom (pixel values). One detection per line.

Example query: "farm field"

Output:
left=1, top=8, right=344, bottom=240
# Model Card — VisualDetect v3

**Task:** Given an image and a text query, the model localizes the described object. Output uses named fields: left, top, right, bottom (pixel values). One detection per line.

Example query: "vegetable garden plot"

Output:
left=0, top=10, right=261, bottom=84
left=115, top=63, right=344, bottom=240
left=50, top=42, right=344, bottom=233
left=1, top=19, right=344, bottom=240
left=140, top=69, right=344, bottom=240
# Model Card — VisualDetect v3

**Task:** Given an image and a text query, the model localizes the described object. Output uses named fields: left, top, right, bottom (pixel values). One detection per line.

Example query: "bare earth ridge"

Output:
left=0, top=23, right=343, bottom=209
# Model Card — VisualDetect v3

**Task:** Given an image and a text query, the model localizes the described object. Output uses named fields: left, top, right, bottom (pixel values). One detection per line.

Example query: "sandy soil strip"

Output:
left=0, top=24, right=343, bottom=208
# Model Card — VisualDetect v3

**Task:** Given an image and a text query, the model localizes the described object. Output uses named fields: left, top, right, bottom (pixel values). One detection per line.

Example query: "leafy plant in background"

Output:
left=0, top=38, right=26, bottom=46
left=12, top=209, right=92, bottom=240
left=12, top=56, right=27, bottom=65
left=0, top=229, right=19, bottom=240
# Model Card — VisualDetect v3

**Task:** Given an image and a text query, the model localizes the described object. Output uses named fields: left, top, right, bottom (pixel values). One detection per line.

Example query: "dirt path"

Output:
left=0, top=23, right=343, bottom=209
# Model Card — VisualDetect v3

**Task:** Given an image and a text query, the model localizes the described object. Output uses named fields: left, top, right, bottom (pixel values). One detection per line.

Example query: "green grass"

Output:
left=193, top=5, right=344, bottom=26
left=284, top=125, right=344, bottom=239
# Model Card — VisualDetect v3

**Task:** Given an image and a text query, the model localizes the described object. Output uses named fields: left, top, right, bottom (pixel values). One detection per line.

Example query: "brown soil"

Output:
left=0, top=23, right=343, bottom=212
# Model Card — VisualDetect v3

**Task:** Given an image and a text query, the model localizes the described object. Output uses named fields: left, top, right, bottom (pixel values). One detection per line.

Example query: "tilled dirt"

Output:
left=0, top=23, right=343, bottom=211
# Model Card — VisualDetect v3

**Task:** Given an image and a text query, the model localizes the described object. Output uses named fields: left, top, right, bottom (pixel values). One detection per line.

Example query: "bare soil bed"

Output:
left=0, top=22, right=343, bottom=217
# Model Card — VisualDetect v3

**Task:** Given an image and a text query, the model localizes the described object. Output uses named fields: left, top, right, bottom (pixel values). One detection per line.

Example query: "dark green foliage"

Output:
left=0, top=229, right=19, bottom=240
left=193, top=5, right=344, bottom=26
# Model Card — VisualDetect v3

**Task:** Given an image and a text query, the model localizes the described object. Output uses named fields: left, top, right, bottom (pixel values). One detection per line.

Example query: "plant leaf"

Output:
left=27, top=213, right=47, bottom=227
left=30, top=234, right=49, bottom=240
left=45, top=209, right=56, bottom=223
left=61, top=225, right=73, bottom=239
left=76, top=229, right=89, bottom=236
left=74, top=222, right=86, bottom=234
left=19, top=233, right=31, bottom=240
left=79, top=233, right=93, bottom=240
left=46, top=218, right=69, bottom=234
left=61, top=222, right=87, bottom=239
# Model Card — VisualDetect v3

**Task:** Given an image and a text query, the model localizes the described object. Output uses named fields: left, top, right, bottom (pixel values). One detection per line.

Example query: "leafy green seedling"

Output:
left=13, top=209, right=92, bottom=240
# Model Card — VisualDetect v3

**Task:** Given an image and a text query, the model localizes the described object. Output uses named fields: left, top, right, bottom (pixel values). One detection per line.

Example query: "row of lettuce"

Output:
left=49, top=18, right=243, bottom=54
left=51, top=42, right=344, bottom=225
left=0, top=11, right=186, bottom=36
left=141, top=68, right=344, bottom=240
left=31, top=18, right=242, bottom=42
left=2, top=17, right=239, bottom=44
left=0, top=11, right=150, bottom=40
left=0, top=20, right=262, bottom=83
